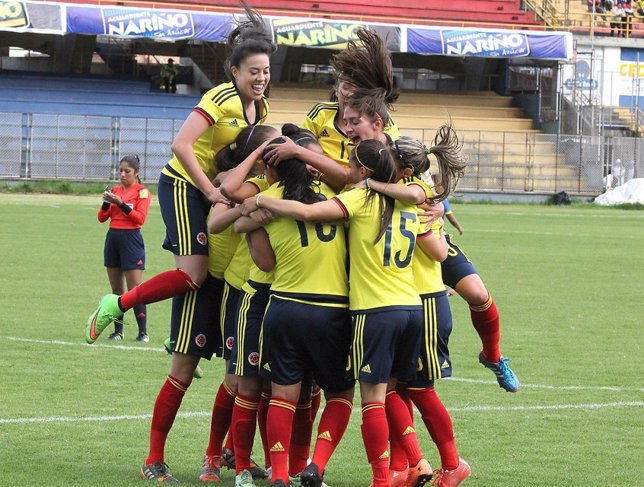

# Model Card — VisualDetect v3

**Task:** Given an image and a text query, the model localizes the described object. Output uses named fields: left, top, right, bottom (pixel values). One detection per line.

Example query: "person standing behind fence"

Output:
left=160, top=58, right=179, bottom=93
left=97, top=155, right=151, bottom=342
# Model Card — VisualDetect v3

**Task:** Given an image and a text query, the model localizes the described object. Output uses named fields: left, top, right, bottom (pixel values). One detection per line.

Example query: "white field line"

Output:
left=5, top=336, right=644, bottom=393
left=5, top=336, right=164, bottom=353
left=444, top=377, right=644, bottom=393
left=473, top=228, right=644, bottom=240
left=2, top=402, right=643, bottom=425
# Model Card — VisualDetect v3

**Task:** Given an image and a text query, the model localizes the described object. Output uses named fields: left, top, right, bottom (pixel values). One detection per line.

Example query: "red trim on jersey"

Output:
left=417, top=229, right=433, bottom=239
left=331, top=197, right=349, bottom=219
left=193, top=107, right=215, bottom=125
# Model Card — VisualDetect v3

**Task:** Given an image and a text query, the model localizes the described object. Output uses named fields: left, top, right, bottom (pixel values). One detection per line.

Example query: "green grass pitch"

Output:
left=0, top=193, right=642, bottom=486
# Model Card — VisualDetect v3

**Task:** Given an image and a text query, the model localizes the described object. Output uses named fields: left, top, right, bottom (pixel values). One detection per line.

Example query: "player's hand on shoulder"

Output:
left=417, top=200, right=444, bottom=223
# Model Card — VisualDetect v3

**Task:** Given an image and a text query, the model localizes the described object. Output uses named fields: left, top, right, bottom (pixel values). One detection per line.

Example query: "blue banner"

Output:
left=66, top=5, right=232, bottom=42
left=408, top=27, right=571, bottom=60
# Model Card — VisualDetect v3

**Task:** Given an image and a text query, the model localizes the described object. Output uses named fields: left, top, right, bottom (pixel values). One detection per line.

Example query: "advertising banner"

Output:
left=66, top=5, right=232, bottom=42
left=407, top=26, right=571, bottom=60
left=0, top=1, right=63, bottom=33
left=0, top=1, right=28, bottom=29
left=2, top=2, right=568, bottom=61
left=272, top=19, right=365, bottom=49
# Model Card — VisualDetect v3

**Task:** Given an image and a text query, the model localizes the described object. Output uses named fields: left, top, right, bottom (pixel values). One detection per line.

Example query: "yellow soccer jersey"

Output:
left=208, top=226, right=241, bottom=280
left=333, top=188, right=422, bottom=311
left=302, top=102, right=400, bottom=169
left=412, top=218, right=444, bottom=294
left=399, top=176, right=443, bottom=293
left=223, top=175, right=270, bottom=289
left=244, top=256, right=274, bottom=289
left=224, top=237, right=250, bottom=290
left=162, top=81, right=269, bottom=185
left=262, top=181, right=348, bottom=305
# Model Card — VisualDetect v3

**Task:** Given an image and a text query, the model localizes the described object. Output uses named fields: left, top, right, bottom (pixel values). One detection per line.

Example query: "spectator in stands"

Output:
left=609, top=1, right=626, bottom=36
left=618, top=0, right=634, bottom=36
left=160, top=58, right=179, bottom=93
left=637, top=0, right=644, bottom=15
left=588, top=0, right=605, bottom=13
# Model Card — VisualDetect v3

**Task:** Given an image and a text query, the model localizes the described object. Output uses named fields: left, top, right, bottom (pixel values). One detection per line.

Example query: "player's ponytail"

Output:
left=393, top=127, right=466, bottom=201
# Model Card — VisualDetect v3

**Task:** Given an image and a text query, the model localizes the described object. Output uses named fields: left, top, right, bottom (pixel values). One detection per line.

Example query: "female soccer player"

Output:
left=87, top=7, right=277, bottom=482
left=240, top=139, right=438, bottom=487
left=234, top=126, right=355, bottom=487
left=97, top=155, right=151, bottom=342
left=262, top=28, right=399, bottom=180
left=368, top=135, right=472, bottom=487
left=85, top=3, right=275, bottom=346
left=343, top=94, right=519, bottom=393
left=199, top=124, right=278, bottom=485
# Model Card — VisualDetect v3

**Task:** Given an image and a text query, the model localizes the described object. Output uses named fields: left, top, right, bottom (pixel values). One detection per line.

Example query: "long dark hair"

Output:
left=120, top=154, right=141, bottom=183
left=225, top=1, right=276, bottom=81
left=351, top=139, right=397, bottom=243
left=262, top=137, right=318, bottom=204
left=330, top=28, right=398, bottom=108
left=392, top=127, right=466, bottom=201
left=215, top=125, right=277, bottom=171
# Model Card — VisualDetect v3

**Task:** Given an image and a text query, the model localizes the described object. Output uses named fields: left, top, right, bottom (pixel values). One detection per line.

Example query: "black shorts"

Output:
left=441, top=234, right=477, bottom=289
left=158, top=168, right=209, bottom=257
left=220, top=281, right=242, bottom=361
left=168, top=274, right=224, bottom=360
left=228, top=281, right=271, bottom=377
left=407, top=291, right=453, bottom=388
left=103, top=228, right=145, bottom=270
left=347, top=307, right=423, bottom=384
left=260, top=296, right=354, bottom=394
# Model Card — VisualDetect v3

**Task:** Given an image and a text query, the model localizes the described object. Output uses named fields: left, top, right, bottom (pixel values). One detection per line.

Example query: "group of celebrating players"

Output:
left=85, top=3, right=520, bottom=487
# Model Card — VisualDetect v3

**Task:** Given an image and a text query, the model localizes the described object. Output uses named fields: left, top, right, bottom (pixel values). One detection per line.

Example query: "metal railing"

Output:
left=0, top=112, right=641, bottom=196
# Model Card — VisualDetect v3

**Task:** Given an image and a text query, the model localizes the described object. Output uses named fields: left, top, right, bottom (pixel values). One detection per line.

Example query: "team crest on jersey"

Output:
left=248, top=352, right=259, bottom=366
left=195, top=334, right=207, bottom=347
left=197, top=232, right=207, bottom=245
left=226, top=336, right=235, bottom=350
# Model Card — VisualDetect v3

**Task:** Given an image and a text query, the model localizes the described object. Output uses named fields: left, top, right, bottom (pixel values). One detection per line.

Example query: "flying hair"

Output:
left=224, top=1, right=276, bottom=81
left=393, top=124, right=467, bottom=201
left=330, top=28, right=399, bottom=107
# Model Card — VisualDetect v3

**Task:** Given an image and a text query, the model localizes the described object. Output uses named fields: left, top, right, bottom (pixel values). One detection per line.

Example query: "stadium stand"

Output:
left=60, top=0, right=541, bottom=27
left=0, top=72, right=199, bottom=119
